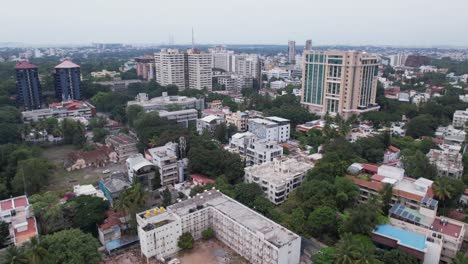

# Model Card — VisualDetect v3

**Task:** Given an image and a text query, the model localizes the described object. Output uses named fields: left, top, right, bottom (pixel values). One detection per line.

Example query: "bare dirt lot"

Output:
left=178, top=239, right=247, bottom=264
left=100, top=239, right=247, bottom=264
left=42, top=145, right=125, bottom=193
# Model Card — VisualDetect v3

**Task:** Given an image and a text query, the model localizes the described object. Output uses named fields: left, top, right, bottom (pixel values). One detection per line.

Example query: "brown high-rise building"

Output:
left=301, top=50, right=380, bottom=119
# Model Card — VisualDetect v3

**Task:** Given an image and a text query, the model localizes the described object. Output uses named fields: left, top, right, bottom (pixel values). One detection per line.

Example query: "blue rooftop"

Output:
left=373, top=224, right=426, bottom=251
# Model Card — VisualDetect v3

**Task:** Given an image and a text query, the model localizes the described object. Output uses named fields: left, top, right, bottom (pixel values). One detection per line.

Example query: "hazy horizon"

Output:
left=2, top=0, right=468, bottom=47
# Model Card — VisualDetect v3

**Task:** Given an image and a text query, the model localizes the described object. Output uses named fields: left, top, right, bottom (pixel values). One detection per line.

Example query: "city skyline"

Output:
left=1, top=0, right=467, bottom=47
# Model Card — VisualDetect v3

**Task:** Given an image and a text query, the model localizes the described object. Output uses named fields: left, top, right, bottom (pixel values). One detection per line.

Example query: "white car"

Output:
left=102, top=169, right=111, bottom=174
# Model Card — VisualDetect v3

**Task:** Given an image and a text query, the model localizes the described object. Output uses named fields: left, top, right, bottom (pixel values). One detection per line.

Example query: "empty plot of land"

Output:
left=42, top=145, right=124, bottom=192
left=178, top=239, right=246, bottom=264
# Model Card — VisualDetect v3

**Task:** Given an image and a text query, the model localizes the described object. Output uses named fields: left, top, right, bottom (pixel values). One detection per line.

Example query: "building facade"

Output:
left=135, top=56, right=156, bottom=81
left=427, top=147, right=463, bottom=179
left=452, top=108, right=468, bottom=128
left=21, top=100, right=96, bottom=123
left=15, top=61, right=42, bottom=110
left=226, top=111, right=249, bottom=132
left=301, top=51, right=380, bottom=119
left=155, top=49, right=187, bottom=90
left=126, top=154, right=157, bottom=192
left=105, top=134, right=139, bottom=161
left=248, top=116, right=290, bottom=143
left=244, top=158, right=312, bottom=204
left=304, top=40, right=312, bottom=52
left=0, top=196, right=38, bottom=246
left=127, top=92, right=204, bottom=112
left=187, top=49, right=212, bottom=91
left=288, top=41, right=296, bottom=64
left=158, top=109, right=198, bottom=128
left=53, top=60, right=81, bottom=101
left=146, top=142, right=185, bottom=185
left=137, top=190, right=301, bottom=263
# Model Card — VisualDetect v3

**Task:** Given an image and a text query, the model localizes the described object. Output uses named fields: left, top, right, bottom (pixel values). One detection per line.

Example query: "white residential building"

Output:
left=137, top=190, right=301, bottom=263
left=0, top=196, right=38, bottom=246
left=435, top=125, right=466, bottom=145
left=244, top=158, right=312, bottom=204
left=127, top=92, right=204, bottom=112
left=248, top=116, right=290, bottom=143
left=187, top=49, right=212, bottom=91
left=427, top=146, right=463, bottom=179
left=155, top=49, right=187, bottom=90
left=233, top=54, right=261, bottom=83
left=126, top=154, right=157, bottom=192
left=266, top=68, right=289, bottom=80
left=146, top=142, right=184, bottom=185
left=227, top=132, right=283, bottom=166
left=210, top=47, right=234, bottom=72
left=452, top=108, right=468, bottom=128
left=158, top=109, right=198, bottom=128
left=196, top=115, right=224, bottom=135
left=245, top=139, right=283, bottom=166
left=21, top=100, right=96, bottom=123
left=91, top=70, right=120, bottom=79
left=270, top=80, right=287, bottom=89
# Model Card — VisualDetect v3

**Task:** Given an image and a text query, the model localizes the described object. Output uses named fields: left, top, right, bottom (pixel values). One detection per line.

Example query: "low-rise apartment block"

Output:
left=0, top=196, right=38, bottom=246
left=158, top=109, right=198, bottom=128
left=196, top=115, right=224, bottom=135
left=452, top=108, right=468, bottom=128
left=105, top=134, right=138, bottom=161
left=248, top=116, right=290, bottom=143
left=146, top=142, right=185, bottom=185
left=387, top=202, right=465, bottom=263
left=244, top=158, right=312, bottom=204
left=22, top=100, right=96, bottom=123
left=227, top=132, right=284, bottom=166
left=126, top=154, right=157, bottom=192
left=427, top=146, right=463, bottom=179
left=226, top=111, right=249, bottom=132
left=347, top=164, right=436, bottom=210
left=127, top=92, right=204, bottom=112
left=137, top=190, right=301, bottom=263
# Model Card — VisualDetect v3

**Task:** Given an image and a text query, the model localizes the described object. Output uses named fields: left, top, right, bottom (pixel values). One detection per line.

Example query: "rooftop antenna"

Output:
left=191, top=27, right=195, bottom=49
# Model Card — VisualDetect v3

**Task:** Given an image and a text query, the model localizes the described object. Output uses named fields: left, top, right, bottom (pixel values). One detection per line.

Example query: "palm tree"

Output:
left=2, top=246, right=29, bottom=264
left=379, top=183, right=393, bottom=215
left=26, top=237, right=47, bottom=264
left=433, top=179, right=453, bottom=215
left=334, top=233, right=358, bottom=264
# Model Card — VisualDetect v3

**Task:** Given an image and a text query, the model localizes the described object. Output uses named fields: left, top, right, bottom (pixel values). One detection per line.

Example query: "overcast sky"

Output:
left=2, top=0, right=467, bottom=46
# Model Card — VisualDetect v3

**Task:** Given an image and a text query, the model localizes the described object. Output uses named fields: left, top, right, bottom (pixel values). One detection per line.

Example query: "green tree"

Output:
left=92, top=127, right=108, bottom=143
left=12, top=158, right=54, bottom=195
left=177, top=232, right=194, bottom=250
left=25, top=237, right=48, bottom=264
left=453, top=252, right=468, bottom=264
left=0, top=220, right=9, bottom=248
left=39, top=229, right=100, bottom=264
left=380, top=183, right=393, bottom=215
left=340, top=201, right=383, bottom=236
left=67, top=195, right=109, bottom=235
left=126, top=105, right=144, bottom=127
left=162, top=188, right=172, bottom=207
left=61, top=118, right=86, bottom=147
left=1, top=246, right=29, bottom=264
left=312, top=247, right=336, bottom=264
left=433, top=178, right=453, bottom=214
left=335, top=233, right=381, bottom=264
left=405, top=114, right=437, bottom=138
left=375, top=249, right=419, bottom=264
left=233, top=183, right=263, bottom=208
left=306, top=206, right=338, bottom=240
left=201, top=227, right=215, bottom=240
left=401, top=149, right=437, bottom=180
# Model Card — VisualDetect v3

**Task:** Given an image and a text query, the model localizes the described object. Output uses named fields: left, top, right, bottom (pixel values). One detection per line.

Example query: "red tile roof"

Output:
left=362, top=164, right=379, bottom=173
left=14, top=197, right=27, bottom=208
left=15, top=61, right=37, bottom=69
left=14, top=218, right=37, bottom=244
left=191, top=174, right=215, bottom=185
left=432, top=218, right=463, bottom=238
left=393, top=189, right=424, bottom=202
left=371, top=174, right=385, bottom=182
left=347, top=175, right=384, bottom=191
left=55, top=60, right=80, bottom=69
left=99, top=210, right=126, bottom=230
left=388, top=146, right=400, bottom=152
left=0, top=200, right=12, bottom=211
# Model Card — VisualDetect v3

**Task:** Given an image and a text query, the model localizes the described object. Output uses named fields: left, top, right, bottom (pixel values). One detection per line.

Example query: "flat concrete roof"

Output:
left=169, top=190, right=299, bottom=248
